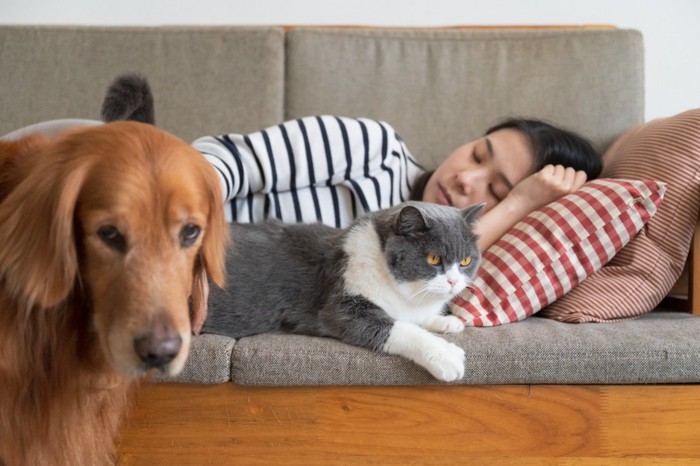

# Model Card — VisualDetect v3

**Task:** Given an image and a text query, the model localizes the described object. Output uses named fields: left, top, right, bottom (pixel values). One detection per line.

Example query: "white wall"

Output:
left=1, top=0, right=698, bottom=121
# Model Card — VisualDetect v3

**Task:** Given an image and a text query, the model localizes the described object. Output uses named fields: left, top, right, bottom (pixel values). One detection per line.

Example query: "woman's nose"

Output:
left=455, top=170, right=487, bottom=197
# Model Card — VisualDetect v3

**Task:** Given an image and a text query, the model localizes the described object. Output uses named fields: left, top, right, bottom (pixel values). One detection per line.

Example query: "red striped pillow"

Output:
left=540, top=108, right=700, bottom=322
left=450, top=179, right=665, bottom=326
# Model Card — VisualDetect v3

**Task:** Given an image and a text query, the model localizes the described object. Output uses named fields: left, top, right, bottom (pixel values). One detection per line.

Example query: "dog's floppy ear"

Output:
left=0, top=137, right=94, bottom=308
left=188, top=160, right=229, bottom=323
left=198, top=161, right=229, bottom=289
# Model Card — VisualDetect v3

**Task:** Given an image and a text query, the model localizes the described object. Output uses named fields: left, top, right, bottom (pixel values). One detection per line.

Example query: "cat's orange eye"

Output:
left=427, top=253, right=441, bottom=266
left=460, top=256, right=472, bottom=267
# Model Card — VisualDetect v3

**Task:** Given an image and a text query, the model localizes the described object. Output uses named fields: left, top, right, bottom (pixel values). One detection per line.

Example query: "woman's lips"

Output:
left=437, top=184, right=453, bottom=206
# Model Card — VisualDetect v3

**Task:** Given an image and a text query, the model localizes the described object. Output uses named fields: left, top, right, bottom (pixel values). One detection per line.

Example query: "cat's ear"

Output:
left=461, top=203, right=485, bottom=226
left=396, top=205, right=428, bottom=236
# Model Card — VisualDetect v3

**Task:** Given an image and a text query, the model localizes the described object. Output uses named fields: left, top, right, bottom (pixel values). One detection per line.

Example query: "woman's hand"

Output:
left=506, top=164, right=588, bottom=213
left=475, top=164, right=587, bottom=252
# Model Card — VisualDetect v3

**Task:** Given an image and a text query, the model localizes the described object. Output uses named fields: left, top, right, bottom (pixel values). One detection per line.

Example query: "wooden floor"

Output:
left=118, top=383, right=700, bottom=465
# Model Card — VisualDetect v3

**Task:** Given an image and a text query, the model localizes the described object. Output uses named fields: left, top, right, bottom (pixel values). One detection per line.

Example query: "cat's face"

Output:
left=382, top=202, right=482, bottom=304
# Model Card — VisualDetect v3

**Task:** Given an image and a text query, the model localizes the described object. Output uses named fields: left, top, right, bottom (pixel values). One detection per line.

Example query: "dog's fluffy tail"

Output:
left=101, top=73, right=155, bottom=125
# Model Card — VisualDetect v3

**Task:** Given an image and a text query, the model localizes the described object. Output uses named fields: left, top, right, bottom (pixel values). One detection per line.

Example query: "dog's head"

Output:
left=0, top=121, right=228, bottom=376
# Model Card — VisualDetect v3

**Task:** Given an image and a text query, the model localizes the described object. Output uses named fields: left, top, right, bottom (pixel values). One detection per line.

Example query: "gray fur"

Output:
left=100, top=73, right=155, bottom=124
left=374, top=202, right=482, bottom=285
left=203, top=201, right=482, bottom=353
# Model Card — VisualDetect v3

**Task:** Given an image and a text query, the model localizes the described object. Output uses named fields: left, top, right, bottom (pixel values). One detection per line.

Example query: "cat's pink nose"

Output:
left=447, top=278, right=457, bottom=287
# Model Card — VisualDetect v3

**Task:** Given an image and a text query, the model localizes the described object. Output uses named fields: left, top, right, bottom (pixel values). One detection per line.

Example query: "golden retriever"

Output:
left=0, top=121, right=228, bottom=465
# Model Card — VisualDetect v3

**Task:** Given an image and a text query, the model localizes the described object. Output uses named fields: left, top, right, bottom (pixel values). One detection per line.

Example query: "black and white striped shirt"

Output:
left=193, top=115, right=425, bottom=227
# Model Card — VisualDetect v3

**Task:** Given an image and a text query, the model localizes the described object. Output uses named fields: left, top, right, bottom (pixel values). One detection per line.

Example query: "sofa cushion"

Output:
left=223, top=312, right=700, bottom=385
left=152, top=334, right=235, bottom=384
left=158, top=312, right=700, bottom=385
left=450, top=179, right=665, bottom=326
left=0, top=26, right=285, bottom=140
left=541, top=109, right=700, bottom=322
left=285, top=28, right=644, bottom=169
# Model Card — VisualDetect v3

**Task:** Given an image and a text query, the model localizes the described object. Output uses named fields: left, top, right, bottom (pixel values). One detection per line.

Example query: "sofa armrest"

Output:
left=692, top=215, right=700, bottom=315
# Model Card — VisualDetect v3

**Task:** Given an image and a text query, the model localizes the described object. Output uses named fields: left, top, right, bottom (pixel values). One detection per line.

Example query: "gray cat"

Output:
left=203, top=201, right=482, bottom=382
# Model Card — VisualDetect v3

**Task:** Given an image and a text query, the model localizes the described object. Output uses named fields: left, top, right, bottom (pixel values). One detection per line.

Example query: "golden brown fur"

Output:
left=0, top=122, right=228, bottom=465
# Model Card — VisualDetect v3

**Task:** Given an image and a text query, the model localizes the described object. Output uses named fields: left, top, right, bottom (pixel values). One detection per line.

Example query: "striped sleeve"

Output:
left=192, top=115, right=425, bottom=226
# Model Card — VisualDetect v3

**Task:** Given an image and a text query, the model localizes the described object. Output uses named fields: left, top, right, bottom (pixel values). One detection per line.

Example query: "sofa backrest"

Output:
left=286, top=28, right=644, bottom=168
left=0, top=26, right=285, bottom=141
left=1, top=26, right=643, bottom=168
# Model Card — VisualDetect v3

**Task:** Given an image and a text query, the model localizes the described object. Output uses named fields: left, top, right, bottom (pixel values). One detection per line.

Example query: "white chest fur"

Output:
left=342, top=222, right=450, bottom=325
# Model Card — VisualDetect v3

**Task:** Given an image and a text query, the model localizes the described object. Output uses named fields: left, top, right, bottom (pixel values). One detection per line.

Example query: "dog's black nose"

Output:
left=134, top=330, right=182, bottom=369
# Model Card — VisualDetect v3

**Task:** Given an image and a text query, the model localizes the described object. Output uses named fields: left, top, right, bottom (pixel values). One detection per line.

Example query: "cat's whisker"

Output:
left=408, top=284, right=433, bottom=302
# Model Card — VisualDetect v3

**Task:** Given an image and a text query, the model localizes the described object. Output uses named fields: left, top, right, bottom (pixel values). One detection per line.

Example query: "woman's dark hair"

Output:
left=410, top=118, right=602, bottom=201
left=485, top=118, right=602, bottom=180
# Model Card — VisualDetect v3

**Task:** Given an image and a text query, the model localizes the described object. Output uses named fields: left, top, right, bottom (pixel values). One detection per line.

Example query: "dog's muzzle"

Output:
left=133, top=322, right=182, bottom=369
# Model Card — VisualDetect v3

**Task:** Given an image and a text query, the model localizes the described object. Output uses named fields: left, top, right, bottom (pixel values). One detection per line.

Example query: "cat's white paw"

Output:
left=383, top=322, right=465, bottom=382
left=422, top=338, right=465, bottom=382
left=422, top=314, right=465, bottom=334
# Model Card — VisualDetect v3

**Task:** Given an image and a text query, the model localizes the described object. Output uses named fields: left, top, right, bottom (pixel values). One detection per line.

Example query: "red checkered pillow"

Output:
left=541, top=109, right=700, bottom=322
left=450, top=179, right=666, bottom=326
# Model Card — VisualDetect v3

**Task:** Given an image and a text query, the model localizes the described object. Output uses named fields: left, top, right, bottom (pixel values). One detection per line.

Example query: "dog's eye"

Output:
left=97, top=226, right=127, bottom=252
left=180, top=223, right=201, bottom=248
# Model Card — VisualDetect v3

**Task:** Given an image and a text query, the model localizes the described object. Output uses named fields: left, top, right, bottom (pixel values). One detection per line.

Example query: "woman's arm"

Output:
left=192, top=115, right=411, bottom=203
left=475, top=164, right=588, bottom=251
left=194, top=115, right=423, bottom=226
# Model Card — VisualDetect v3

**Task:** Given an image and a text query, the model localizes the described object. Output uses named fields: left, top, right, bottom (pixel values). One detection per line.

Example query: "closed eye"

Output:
left=488, top=184, right=503, bottom=202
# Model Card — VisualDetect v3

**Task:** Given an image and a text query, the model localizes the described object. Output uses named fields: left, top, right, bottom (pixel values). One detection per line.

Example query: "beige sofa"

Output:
left=1, top=26, right=698, bottom=388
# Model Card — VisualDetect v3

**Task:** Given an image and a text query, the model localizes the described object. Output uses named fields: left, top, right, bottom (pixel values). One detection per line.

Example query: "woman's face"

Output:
left=422, top=128, right=535, bottom=212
